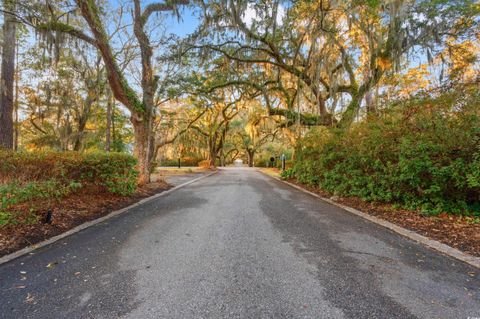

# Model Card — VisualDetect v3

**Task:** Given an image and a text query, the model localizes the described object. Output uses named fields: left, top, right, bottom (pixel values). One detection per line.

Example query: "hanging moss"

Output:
left=37, top=21, right=75, bottom=33
left=81, top=0, right=145, bottom=114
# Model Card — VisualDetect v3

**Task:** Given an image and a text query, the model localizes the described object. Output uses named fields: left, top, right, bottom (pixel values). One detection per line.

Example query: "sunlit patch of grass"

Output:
left=0, top=209, right=41, bottom=226
left=0, top=211, right=15, bottom=226
left=465, top=217, right=480, bottom=225
left=0, top=180, right=83, bottom=226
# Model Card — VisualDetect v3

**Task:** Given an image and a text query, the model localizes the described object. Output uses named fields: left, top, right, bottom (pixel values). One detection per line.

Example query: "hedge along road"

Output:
left=0, top=168, right=478, bottom=319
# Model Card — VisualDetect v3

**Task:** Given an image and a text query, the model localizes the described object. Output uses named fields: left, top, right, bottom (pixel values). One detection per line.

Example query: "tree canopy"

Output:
left=0, top=0, right=478, bottom=177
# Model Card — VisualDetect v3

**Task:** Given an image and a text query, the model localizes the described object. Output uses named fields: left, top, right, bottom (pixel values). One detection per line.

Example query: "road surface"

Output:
left=0, top=168, right=479, bottom=318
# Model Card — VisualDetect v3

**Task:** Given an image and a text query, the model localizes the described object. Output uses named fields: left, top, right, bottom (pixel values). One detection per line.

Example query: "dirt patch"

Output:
left=285, top=178, right=480, bottom=257
left=0, top=181, right=171, bottom=258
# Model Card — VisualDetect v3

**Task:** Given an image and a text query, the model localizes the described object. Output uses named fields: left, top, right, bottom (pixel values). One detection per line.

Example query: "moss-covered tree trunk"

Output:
left=207, top=136, right=217, bottom=167
left=132, top=116, right=154, bottom=184
left=208, top=150, right=217, bottom=167
left=71, top=0, right=190, bottom=184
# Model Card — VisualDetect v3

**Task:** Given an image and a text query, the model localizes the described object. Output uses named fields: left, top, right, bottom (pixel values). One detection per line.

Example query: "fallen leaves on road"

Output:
left=25, top=293, right=36, bottom=304
left=46, top=262, right=58, bottom=269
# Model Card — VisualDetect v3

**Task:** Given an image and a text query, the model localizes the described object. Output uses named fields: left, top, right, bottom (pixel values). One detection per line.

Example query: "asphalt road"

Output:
left=0, top=168, right=479, bottom=319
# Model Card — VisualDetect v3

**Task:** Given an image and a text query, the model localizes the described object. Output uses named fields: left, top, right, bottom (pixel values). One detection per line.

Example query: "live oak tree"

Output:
left=153, top=100, right=206, bottom=162
left=34, top=0, right=189, bottom=184
left=235, top=104, right=278, bottom=167
left=191, top=0, right=479, bottom=129
left=190, top=87, right=243, bottom=167
left=3, top=0, right=478, bottom=181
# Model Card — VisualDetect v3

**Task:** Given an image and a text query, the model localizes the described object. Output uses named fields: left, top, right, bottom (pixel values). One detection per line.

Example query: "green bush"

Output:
left=0, top=151, right=137, bottom=225
left=0, top=180, right=82, bottom=210
left=0, top=180, right=82, bottom=226
left=255, top=156, right=271, bottom=167
left=291, top=85, right=480, bottom=216
left=281, top=167, right=296, bottom=179
left=80, top=152, right=138, bottom=195
left=160, top=156, right=202, bottom=167
left=0, top=150, right=138, bottom=196
left=0, top=150, right=138, bottom=225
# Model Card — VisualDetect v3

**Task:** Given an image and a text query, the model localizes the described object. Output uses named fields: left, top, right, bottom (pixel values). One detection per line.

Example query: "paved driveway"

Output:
left=0, top=168, right=478, bottom=318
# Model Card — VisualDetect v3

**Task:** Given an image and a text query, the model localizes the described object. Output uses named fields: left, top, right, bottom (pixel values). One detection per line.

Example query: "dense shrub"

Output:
left=198, top=160, right=212, bottom=168
left=0, top=151, right=137, bottom=225
left=160, top=156, right=202, bottom=167
left=255, top=156, right=282, bottom=168
left=290, top=85, right=480, bottom=216
left=0, top=180, right=83, bottom=225
left=255, top=156, right=271, bottom=167
left=0, top=151, right=138, bottom=196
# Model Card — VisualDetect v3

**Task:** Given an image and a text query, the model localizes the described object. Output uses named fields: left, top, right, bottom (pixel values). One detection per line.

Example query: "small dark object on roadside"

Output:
left=44, top=210, right=53, bottom=224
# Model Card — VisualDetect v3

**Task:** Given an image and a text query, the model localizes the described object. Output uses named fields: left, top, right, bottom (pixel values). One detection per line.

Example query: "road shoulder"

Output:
left=0, top=171, right=217, bottom=265
left=259, top=168, right=480, bottom=269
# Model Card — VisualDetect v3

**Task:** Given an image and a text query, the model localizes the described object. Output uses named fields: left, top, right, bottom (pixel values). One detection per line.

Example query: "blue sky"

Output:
left=106, top=0, right=201, bottom=38
left=164, top=6, right=201, bottom=37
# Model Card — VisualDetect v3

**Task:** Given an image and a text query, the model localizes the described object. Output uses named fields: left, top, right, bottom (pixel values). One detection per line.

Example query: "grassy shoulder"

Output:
left=0, top=150, right=169, bottom=257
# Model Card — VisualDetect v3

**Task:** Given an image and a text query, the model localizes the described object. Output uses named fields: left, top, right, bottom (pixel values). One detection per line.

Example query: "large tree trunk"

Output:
left=13, top=42, right=19, bottom=151
left=73, top=101, right=92, bottom=151
left=75, top=0, right=154, bottom=183
left=207, top=138, right=217, bottom=167
left=73, top=121, right=86, bottom=151
left=133, top=103, right=155, bottom=184
left=133, top=0, right=157, bottom=183
left=73, top=135, right=83, bottom=151
left=337, top=91, right=363, bottom=129
left=207, top=144, right=217, bottom=167
left=247, top=149, right=255, bottom=167
left=132, top=116, right=154, bottom=185
left=365, top=87, right=378, bottom=116
left=219, top=148, right=225, bottom=167
left=0, top=1, right=16, bottom=149
left=207, top=152, right=216, bottom=167
left=73, top=0, right=187, bottom=184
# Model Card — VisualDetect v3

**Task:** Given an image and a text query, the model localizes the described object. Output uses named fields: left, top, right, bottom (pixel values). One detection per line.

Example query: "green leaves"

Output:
left=466, top=153, right=480, bottom=189
left=0, top=179, right=78, bottom=226
left=0, top=150, right=138, bottom=196
left=0, top=150, right=138, bottom=226
left=290, top=85, right=480, bottom=216
left=365, top=0, right=380, bottom=9
left=80, top=152, right=138, bottom=195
